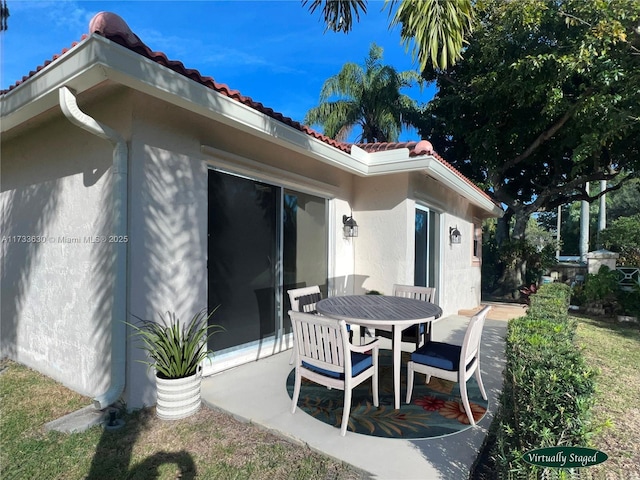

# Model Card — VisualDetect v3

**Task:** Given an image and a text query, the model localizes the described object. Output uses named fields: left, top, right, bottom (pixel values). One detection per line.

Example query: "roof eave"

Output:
left=422, top=158, right=504, bottom=217
left=1, top=35, right=369, bottom=173
left=352, top=145, right=502, bottom=217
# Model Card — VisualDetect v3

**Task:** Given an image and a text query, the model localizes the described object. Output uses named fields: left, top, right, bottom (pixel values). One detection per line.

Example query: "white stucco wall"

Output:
left=126, top=103, right=210, bottom=407
left=0, top=91, right=131, bottom=397
left=348, top=172, right=486, bottom=316
left=439, top=214, right=482, bottom=314
left=351, top=174, right=412, bottom=295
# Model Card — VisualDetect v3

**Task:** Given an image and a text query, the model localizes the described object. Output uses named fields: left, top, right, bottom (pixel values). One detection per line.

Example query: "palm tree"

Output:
left=302, top=0, right=474, bottom=70
left=304, top=43, right=421, bottom=143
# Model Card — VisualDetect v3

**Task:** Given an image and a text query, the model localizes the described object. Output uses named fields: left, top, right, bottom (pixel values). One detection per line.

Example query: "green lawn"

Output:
left=0, top=359, right=364, bottom=480
left=575, top=316, right=640, bottom=478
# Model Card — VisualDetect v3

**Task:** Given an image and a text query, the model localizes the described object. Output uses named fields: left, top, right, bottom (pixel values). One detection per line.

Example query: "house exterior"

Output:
left=0, top=12, right=503, bottom=409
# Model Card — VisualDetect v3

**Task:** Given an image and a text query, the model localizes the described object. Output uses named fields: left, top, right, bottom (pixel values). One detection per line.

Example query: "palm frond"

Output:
left=302, top=0, right=368, bottom=33
left=319, top=62, right=364, bottom=101
left=387, top=0, right=474, bottom=71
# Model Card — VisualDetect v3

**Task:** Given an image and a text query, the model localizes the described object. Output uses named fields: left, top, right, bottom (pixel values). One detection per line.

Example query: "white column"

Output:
left=580, top=182, right=590, bottom=263
left=556, top=205, right=561, bottom=260
left=598, top=180, right=607, bottom=248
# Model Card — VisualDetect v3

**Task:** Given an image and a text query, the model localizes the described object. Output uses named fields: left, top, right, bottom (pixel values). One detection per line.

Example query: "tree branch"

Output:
left=501, top=93, right=591, bottom=172
left=532, top=170, right=627, bottom=212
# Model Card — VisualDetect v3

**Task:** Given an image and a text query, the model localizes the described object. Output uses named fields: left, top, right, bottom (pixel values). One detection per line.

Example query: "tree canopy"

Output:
left=418, top=0, right=640, bottom=231
left=416, top=0, right=639, bottom=290
left=304, top=43, right=421, bottom=143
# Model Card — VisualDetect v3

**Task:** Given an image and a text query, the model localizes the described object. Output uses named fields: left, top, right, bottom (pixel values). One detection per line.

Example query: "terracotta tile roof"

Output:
left=1, top=36, right=88, bottom=95
left=353, top=140, right=435, bottom=157
left=2, top=12, right=497, bottom=208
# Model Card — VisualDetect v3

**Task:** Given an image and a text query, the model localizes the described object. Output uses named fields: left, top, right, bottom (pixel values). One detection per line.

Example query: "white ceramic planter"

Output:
left=155, top=370, right=202, bottom=420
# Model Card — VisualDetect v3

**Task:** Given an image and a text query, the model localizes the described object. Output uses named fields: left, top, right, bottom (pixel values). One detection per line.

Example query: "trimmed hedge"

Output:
left=487, top=283, right=598, bottom=479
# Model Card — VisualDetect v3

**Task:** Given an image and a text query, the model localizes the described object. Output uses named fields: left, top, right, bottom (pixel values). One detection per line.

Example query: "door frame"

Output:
left=414, top=204, right=443, bottom=305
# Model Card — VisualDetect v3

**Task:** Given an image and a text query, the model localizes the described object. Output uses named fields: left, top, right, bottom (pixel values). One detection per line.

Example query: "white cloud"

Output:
left=12, top=0, right=96, bottom=33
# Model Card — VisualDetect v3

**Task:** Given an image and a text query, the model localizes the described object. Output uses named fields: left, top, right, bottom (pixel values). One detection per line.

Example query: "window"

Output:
left=472, top=219, right=482, bottom=266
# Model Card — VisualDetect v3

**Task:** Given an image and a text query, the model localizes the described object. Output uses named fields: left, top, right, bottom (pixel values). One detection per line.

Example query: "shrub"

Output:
left=571, top=266, right=640, bottom=317
left=491, top=284, right=597, bottom=479
left=600, top=214, right=640, bottom=266
left=528, top=283, right=571, bottom=316
left=581, top=266, right=620, bottom=305
left=618, top=284, right=640, bottom=317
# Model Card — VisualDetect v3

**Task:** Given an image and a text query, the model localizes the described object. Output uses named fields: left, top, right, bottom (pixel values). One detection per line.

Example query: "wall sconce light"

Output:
left=343, top=214, right=358, bottom=238
left=449, top=226, right=462, bottom=244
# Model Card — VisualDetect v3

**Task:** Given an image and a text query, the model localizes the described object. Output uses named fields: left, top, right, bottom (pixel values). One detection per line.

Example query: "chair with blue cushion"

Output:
left=405, top=305, right=491, bottom=426
left=289, top=310, right=380, bottom=436
left=375, top=284, right=437, bottom=351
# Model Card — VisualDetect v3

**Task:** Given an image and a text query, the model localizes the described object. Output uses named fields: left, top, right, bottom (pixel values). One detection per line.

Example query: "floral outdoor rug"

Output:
left=286, top=350, right=488, bottom=439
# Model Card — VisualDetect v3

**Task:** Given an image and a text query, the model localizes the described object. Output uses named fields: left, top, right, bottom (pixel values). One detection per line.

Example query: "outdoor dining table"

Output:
left=316, top=295, right=443, bottom=409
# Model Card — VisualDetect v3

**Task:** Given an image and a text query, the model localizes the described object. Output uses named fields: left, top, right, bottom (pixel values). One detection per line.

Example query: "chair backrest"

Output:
left=392, top=284, right=436, bottom=303
left=288, top=310, right=349, bottom=376
left=287, top=285, right=322, bottom=314
left=460, top=306, right=491, bottom=370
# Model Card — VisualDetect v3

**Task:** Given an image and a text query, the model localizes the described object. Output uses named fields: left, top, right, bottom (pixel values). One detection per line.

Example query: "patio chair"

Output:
left=287, top=286, right=323, bottom=365
left=288, top=285, right=322, bottom=315
left=375, top=284, right=437, bottom=351
left=287, top=286, right=362, bottom=355
left=289, top=310, right=380, bottom=436
left=405, top=305, right=491, bottom=426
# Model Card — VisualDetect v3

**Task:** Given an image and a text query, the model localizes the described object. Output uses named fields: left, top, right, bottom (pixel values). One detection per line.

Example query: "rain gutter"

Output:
left=59, top=86, right=128, bottom=409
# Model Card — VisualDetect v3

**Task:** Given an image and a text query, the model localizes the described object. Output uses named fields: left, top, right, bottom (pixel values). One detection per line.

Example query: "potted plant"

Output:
left=128, top=308, right=222, bottom=420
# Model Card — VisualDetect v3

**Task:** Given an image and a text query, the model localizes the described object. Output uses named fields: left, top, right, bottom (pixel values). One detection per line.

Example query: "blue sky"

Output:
left=1, top=0, right=436, bottom=142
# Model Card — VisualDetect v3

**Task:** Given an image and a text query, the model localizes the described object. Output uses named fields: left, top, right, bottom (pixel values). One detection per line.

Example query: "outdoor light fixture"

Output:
left=450, top=226, right=462, bottom=244
left=342, top=214, right=358, bottom=238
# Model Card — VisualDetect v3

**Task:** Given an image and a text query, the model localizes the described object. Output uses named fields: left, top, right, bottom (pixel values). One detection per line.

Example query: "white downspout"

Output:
left=59, top=86, right=128, bottom=409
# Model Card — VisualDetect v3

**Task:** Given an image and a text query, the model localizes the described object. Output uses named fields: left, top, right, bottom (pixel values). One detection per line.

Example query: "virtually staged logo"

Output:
left=524, top=446, right=608, bottom=468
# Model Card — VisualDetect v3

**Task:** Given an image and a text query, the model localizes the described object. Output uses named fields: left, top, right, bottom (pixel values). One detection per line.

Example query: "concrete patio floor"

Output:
left=201, top=303, right=526, bottom=480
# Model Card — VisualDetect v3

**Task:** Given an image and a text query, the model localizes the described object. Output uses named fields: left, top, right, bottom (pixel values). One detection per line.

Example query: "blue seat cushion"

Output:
left=410, top=342, right=461, bottom=371
left=378, top=323, right=425, bottom=340
left=302, top=352, right=372, bottom=379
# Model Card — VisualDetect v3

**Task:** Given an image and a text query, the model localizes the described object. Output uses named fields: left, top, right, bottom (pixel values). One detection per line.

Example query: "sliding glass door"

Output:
left=415, top=206, right=440, bottom=289
left=282, top=189, right=328, bottom=332
left=208, top=169, right=327, bottom=353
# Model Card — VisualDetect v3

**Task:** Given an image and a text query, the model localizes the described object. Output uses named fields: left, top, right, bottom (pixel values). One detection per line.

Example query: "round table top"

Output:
left=316, top=295, right=442, bottom=325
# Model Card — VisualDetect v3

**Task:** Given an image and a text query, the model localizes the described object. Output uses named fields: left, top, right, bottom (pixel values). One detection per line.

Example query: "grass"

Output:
left=0, top=359, right=365, bottom=480
left=574, top=316, right=640, bottom=479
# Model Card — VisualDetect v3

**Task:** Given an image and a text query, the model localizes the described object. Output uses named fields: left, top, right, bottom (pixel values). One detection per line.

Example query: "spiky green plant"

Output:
left=127, top=308, right=223, bottom=379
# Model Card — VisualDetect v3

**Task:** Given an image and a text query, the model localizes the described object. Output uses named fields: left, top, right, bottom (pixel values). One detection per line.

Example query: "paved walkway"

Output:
left=201, top=304, right=526, bottom=480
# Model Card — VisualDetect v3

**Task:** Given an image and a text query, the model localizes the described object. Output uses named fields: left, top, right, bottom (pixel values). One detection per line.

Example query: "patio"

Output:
left=201, top=303, right=525, bottom=479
